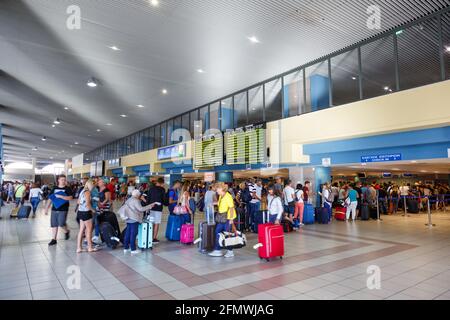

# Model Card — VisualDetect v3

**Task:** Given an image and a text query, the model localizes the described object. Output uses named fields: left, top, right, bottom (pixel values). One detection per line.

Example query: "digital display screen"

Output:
left=225, top=125, right=266, bottom=165
left=194, top=134, right=223, bottom=169
left=157, top=144, right=186, bottom=161
left=90, top=162, right=96, bottom=177
left=95, top=161, right=104, bottom=177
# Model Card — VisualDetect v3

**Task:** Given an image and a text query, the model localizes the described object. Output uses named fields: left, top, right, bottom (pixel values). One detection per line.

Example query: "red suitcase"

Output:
left=258, top=212, right=284, bottom=261
left=335, top=207, right=346, bottom=221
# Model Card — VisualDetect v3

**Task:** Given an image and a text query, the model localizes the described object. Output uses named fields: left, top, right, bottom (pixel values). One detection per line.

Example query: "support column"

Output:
left=314, top=166, right=332, bottom=207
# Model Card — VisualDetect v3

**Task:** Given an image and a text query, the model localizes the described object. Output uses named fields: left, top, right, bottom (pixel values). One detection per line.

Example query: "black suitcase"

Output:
left=100, top=222, right=119, bottom=249
left=98, top=211, right=121, bottom=238
left=234, top=207, right=247, bottom=232
left=17, top=205, right=32, bottom=219
left=316, top=207, right=329, bottom=224
left=361, top=204, right=370, bottom=221
left=252, top=210, right=265, bottom=233
left=198, top=207, right=215, bottom=253
left=281, top=219, right=294, bottom=233
left=407, top=199, right=419, bottom=214
left=369, top=206, right=378, bottom=219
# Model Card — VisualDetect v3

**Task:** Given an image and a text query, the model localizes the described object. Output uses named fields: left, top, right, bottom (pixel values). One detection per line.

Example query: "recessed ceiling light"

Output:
left=41, top=136, right=47, bottom=141
left=136, top=104, right=145, bottom=108
left=106, top=123, right=113, bottom=126
left=197, top=69, right=205, bottom=74
left=52, top=124, right=56, bottom=128
left=64, top=107, right=69, bottom=110
left=108, top=45, right=120, bottom=51
left=248, top=36, right=260, bottom=44
left=383, top=86, right=390, bottom=91
left=53, top=118, right=61, bottom=124
left=96, top=129, right=101, bottom=132
left=162, top=89, right=168, bottom=95
left=120, top=114, right=127, bottom=118
left=351, top=76, right=357, bottom=80
left=445, top=46, right=450, bottom=53
left=86, top=78, right=98, bottom=88
left=74, top=142, right=79, bottom=145
left=150, top=0, right=159, bottom=6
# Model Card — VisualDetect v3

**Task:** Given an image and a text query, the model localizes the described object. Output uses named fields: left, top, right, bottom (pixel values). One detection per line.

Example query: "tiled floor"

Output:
left=1, top=202, right=449, bottom=300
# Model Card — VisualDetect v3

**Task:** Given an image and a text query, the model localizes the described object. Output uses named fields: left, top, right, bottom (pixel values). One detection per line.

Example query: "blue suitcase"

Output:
left=302, top=204, right=315, bottom=225
left=252, top=210, right=266, bottom=233
left=166, top=215, right=182, bottom=241
left=18, top=205, right=31, bottom=219
left=316, top=207, right=329, bottom=224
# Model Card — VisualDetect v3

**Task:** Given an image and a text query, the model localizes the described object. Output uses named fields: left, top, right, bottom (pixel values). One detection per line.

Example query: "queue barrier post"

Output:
left=402, top=196, right=409, bottom=217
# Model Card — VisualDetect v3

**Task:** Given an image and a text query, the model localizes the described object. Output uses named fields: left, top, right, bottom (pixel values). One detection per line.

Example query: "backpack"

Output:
left=241, top=188, right=253, bottom=203
left=163, top=189, right=173, bottom=207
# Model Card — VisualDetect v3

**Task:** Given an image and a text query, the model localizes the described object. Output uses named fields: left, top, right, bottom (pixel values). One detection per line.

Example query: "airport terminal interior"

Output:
left=0, top=0, right=450, bottom=302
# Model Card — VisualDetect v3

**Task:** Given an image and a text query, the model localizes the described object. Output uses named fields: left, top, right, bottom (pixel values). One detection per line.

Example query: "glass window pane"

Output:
left=182, top=113, right=190, bottom=131
left=331, top=49, right=360, bottom=106
left=160, top=123, right=167, bottom=147
left=361, top=35, right=396, bottom=99
left=148, top=127, right=154, bottom=150
left=265, top=78, right=282, bottom=122
left=444, top=12, right=450, bottom=79
left=166, top=120, right=173, bottom=146
left=283, top=70, right=305, bottom=117
left=305, top=61, right=330, bottom=112
left=209, top=102, right=220, bottom=130
left=220, top=97, right=233, bottom=131
left=234, top=92, right=247, bottom=128
left=154, top=124, right=161, bottom=148
left=398, top=18, right=441, bottom=90
left=199, top=106, right=209, bottom=132
left=190, top=110, right=199, bottom=138
left=248, top=86, right=264, bottom=124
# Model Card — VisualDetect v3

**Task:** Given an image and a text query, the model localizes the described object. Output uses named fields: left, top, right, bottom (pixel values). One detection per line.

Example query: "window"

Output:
left=190, top=109, right=199, bottom=138
left=361, top=35, right=396, bottom=99
left=305, top=61, right=330, bottom=111
left=234, top=92, right=247, bottom=128
left=444, top=12, right=450, bottom=79
left=265, top=78, right=282, bottom=122
left=209, top=102, right=220, bottom=131
left=248, top=86, right=264, bottom=124
left=283, top=70, right=305, bottom=117
left=398, top=18, right=441, bottom=91
left=148, top=127, right=155, bottom=150
left=182, top=113, right=190, bottom=132
left=154, top=124, right=161, bottom=148
left=166, top=119, right=173, bottom=146
left=199, top=106, right=209, bottom=132
left=331, top=49, right=360, bottom=106
left=161, top=123, right=167, bottom=147
left=220, top=97, right=233, bottom=131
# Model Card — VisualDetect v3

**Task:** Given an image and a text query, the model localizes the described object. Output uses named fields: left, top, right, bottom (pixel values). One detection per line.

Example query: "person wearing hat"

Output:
left=120, top=189, right=158, bottom=255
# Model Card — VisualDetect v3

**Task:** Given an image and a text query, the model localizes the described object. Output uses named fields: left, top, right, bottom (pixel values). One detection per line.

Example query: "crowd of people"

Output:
left=1, top=175, right=448, bottom=257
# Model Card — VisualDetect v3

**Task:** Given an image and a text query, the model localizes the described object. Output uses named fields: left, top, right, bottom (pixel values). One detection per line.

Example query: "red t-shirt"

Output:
left=106, top=183, right=116, bottom=200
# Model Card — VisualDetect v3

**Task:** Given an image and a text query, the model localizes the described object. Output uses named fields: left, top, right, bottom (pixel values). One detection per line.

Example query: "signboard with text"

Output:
left=361, top=154, right=402, bottom=163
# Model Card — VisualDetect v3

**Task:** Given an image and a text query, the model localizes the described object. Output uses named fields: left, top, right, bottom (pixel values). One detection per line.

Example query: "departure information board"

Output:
left=193, top=133, right=223, bottom=169
left=225, top=124, right=266, bottom=165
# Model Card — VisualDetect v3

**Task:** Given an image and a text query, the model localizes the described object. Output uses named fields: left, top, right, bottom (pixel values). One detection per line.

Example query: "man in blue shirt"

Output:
left=168, top=181, right=182, bottom=214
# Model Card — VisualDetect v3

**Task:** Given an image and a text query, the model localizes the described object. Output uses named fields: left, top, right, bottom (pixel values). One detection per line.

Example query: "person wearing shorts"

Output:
left=45, top=175, right=73, bottom=246
left=145, top=178, right=165, bottom=244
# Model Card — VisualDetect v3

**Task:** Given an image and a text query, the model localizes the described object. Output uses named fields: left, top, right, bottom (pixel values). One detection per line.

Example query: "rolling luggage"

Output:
left=198, top=207, right=215, bottom=253
left=100, top=222, right=120, bottom=249
left=166, top=214, right=182, bottom=241
left=138, top=221, right=153, bottom=250
left=234, top=206, right=247, bottom=232
left=407, top=199, right=419, bottom=214
left=252, top=210, right=266, bottom=233
left=370, top=206, right=378, bottom=219
left=17, top=205, right=31, bottom=219
left=98, top=211, right=121, bottom=238
left=335, top=207, right=346, bottom=221
left=10, top=207, right=19, bottom=218
left=258, top=211, right=284, bottom=261
left=361, top=204, right=370, bottom=221
left=180, top=224, right=195, bottom=245
left=316, top=207, right=329, bottom=224
left=281, top=219, right=294, bottom=233
left=303, top=204, right=315, bottom=225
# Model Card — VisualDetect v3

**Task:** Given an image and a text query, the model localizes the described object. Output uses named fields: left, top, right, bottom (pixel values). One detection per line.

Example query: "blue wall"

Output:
left=310, top=74, right=330, bottom=111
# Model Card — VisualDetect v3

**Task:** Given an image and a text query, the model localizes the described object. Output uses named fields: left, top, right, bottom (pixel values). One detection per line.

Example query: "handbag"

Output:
left=218, top=231, right=247, bottom=250
left=173, top=204, right=188, bottom=215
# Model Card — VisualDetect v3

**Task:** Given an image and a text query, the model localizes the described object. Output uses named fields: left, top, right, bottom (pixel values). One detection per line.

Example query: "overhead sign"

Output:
left=107, top=158, right=121, bottom=168
left=157, top=144, right=186, bottom=161
left=361, top=154, right=402, bottom=163
left=322, top=158, right=331, bottom=167
left=194, top=133, right=223, bottom=169
left=204, top=172, right=215, bottom=183
left=225, top=124, right=266, bottom=165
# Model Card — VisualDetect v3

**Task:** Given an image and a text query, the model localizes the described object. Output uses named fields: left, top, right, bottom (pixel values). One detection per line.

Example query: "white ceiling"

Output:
left=1, top=0, right=449, bottom=167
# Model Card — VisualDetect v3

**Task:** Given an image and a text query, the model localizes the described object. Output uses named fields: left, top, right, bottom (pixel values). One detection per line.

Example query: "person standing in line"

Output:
left=208, top=183, right=236, bottom=258
left=322, top=182, right=333, bottom=222
left=267, top=186, right=283, bottom=224
left=145, top=178, right=166, bottom=244
left=29, top=183, right=43, bottom=218
left=7, top=182, right=14, bottom=204
left=45, top=175, right=73, bottom=246
left=346, top=185, right=359, bottom=222
left=294, top=183, right=305, bottom=228
left=283, top=180, right=296, bottom=223
left=76, top=180, right=98, bottom=253
left=168, top=181, right=182, bottom=215
left=204, top=184, right=217, bottom=221
left=303, top=181, right=311, bottom=204
left=249, top=179, right=262, bottom=228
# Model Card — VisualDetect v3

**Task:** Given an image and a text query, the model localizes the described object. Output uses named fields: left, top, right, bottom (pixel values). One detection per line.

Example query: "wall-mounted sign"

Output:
left=361, top=154, right=402, bottom=163
left=225, top=124, right=266, bottom=165
left=108, top=158, right=121, bottom=168
left=157, top=144, right=186, bottom=161
left=322, top=158, right=331, bottom=167
left=194, top=134, right=223, bottom=169
left=204, top=172, right=215, bottom=183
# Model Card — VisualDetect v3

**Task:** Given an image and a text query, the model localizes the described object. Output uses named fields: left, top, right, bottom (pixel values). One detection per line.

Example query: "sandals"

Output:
left=88, top=248, right=99, bottom=253
left=76, top=249, right=87, bottom=254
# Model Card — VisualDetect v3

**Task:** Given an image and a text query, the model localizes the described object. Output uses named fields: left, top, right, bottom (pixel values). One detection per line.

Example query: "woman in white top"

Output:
left=29, top=183, right=43, bottom=217
left=267, top=186, right=284, bottom=225
left=283, top=180, right=296, bottom=223
left=76, top=180, right=97, bottom=254
left=294, top=184, right=305, bottom=228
